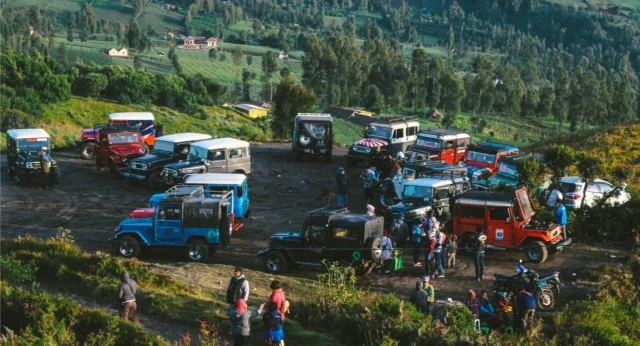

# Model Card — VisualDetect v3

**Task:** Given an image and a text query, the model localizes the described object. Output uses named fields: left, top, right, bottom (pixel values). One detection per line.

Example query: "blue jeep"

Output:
left=148, top=173, right=250, bottom=219
left=110, top=186, right=233, bottom=262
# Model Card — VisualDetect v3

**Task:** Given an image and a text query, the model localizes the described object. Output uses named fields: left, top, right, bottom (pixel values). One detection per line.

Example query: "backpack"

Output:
left=226, top=277, right=246, bottom=304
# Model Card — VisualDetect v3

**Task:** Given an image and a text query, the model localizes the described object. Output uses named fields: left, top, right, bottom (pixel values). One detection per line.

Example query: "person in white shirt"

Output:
left=381, top=230, right=394, bottom=274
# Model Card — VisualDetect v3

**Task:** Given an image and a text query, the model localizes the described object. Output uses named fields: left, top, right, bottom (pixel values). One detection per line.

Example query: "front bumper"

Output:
left=297, top=147, right=329, bottom=155
left=345, top=153, right=372, bottom=162
left=551, top=238, right=572, bottom=251
left=123, top=169, right=148, bottom=180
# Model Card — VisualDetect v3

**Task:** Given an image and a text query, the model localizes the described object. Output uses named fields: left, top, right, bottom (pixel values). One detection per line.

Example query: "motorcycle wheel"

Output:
left=548, top=280, right=561, bottom=297
left=535, top=287, right=555, bottom=311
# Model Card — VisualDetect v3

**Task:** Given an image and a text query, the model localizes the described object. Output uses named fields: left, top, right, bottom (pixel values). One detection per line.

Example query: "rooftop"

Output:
left=370, top=117, right=419, bottom=125
left=109, top=112, right=155, bottom=121
left=457, top=190, right=515, bottom=202
left=468, top=142, right=519, bottom=154
left=235, top=103, right=267, bottom=111
left=7, top=128, right=50, bottom=139
left=419, top=128, right=469, bottom=136
left=156, top=133, right=212, bottom=143
left=191, top=137, right=250, bottom=150
left=185, top=173, right=247, bottom=185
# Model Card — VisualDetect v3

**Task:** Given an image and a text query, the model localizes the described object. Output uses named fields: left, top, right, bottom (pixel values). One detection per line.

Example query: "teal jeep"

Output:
left=6, top=129, right=59, bottom=186
left=110, top=186, right=233, bottom=262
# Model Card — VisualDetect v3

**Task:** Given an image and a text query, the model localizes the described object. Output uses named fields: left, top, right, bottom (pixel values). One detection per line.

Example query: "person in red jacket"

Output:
left=269, top=280, right=289, bottom=321
left=424, top=231, right=437, bottom=279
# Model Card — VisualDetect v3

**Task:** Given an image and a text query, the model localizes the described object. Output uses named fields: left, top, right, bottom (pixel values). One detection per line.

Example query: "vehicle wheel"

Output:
left=364, top=237, right=383, bottom=261
left=263, top=251, right=288, bottom=274
left=117, top=235, right=141, bottom=259
left=220, top=216, right=232, bottom=246
left=148, top=170, right=161, bottom=190
left=525, top=240, right=548, bottom=263
left=354, top=262, right=375, bottom=276
left=80, top=142, right=95, bottom=160
left=548, top=279, right=561, bottom=297
left=141, top=142, right=150, bottom=155
left=185, top=239, right=209, bottom=262
left=109, top=162, right=122, bottom=179
left=535, top=287, right=555, bottom=311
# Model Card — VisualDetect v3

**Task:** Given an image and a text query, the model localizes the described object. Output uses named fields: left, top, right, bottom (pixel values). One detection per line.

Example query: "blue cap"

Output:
left=421, top=275, right=429, bottom=282
left=396, top=213, right=404, bottom=219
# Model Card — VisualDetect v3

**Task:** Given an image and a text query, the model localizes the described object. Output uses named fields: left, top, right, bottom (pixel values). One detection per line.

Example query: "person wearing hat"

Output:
left=226, top=267, right=250, bottom=305
left=336, top=167, right=349, bottom=208
left=422, top=275, right=435, bottom=314
left=366, top=204, right=375, bottom=216
left=465, top=289, right=481, bottom=317
left=390, top=213, right=408, bottom=248
left=554, top=199, right=567, bottom=240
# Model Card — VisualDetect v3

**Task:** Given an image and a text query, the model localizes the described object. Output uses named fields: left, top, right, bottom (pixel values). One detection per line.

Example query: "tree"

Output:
left=134, top=55, right=142, bottom=69
left=241, top=68, right=253, bottom=100
left=232, top=46, right=244, bottom=81
left=246, top=55, right=253, bottom=66
left=272, top=77, right=316, bottom=139
left=261, top=51, right=278, bottom=100
left=409, top=48, right=428, bottom=109
left=568, top=67, right=585, bottom=132
left=67, top=12, right=75, bottom=42
left=543, top=144, right=576, bottom=186
left=516, top=156, right=546, bottom=192
left=575, top=152, right=604, bottom=209
left=611, top=79, right=637, bottom=124
left=219, top=52, right=227, bottom=61
left=552, top=70, right=569, bottom=131
left=537, top=85, right=555, bottom=117
left=426, top=57, right=444, bottom=108
left=72, top=73, right=108, bottom=97
left=365, top=85, right=385, bottom=113
left=495, top=65, right=525, bottom=115
left=439, top=67, right=465, bottom=125
left=208, top=48, right=217, bottom=60
left=57, top=42, right=68, bottom=68
left=520, top=86, right=539, bottom=117
left=126, top=19, right=141, bottom=50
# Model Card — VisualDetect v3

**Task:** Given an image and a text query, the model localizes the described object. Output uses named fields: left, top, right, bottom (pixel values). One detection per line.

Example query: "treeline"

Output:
left=0, top=47, right=228, bottom=123
left=302, top=32, right=639, bottom=129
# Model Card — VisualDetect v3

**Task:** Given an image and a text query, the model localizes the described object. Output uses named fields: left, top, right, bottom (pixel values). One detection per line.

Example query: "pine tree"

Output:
left=552, top=70, right=569, bottom=132
left=67, top=12, right=75, bottom=42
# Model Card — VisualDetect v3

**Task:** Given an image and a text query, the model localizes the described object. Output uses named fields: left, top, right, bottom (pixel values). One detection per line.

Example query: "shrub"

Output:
left=0, top=254, right=36, bottom=283
left=73, top=73, right=108, bottom=97
left=0, top=109, right=36, bottom=132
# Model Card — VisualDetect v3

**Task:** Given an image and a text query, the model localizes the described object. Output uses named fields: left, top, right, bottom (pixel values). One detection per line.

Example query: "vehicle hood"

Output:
left=17, top=152, right=49, bottom=162
left=466, top=164, right=491, bottom=176
left=131, top=153, right=172, bottom=165
left=81, top=127, right=99, bottom=137
left=119, top=217, right=152, bottom=229
left=487, top=174, right=517, bottom=187
left=110, top=145, right=145, bottom=158
left=165, top=160, right=205, bottom=171
left=391, top=201, right=432, bottom=219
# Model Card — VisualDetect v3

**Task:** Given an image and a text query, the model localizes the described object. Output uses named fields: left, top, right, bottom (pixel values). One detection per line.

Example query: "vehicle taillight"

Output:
left=566, top=194, right=581, bottom=200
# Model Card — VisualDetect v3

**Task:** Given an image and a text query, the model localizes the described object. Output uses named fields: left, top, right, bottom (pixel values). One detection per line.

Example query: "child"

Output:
left=447, top=234, right=458, bottom=268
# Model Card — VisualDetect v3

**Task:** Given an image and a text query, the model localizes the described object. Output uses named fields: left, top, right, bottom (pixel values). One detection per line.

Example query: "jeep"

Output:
left=345, top=117, right=419, bottom=166
left=392, top=160, right=468, bottom=199
left=94, top=124, right=146, bottom=178
left=464, top=142, right=519, bottom=184
left=123, top=133, right=212, bottom=189
left=452, top=188, right=572, bottom=263
left=76, top=112, right=163, bottom=160
left=161, top=138, right=251, bottom=185
left=257, top=208, right=384, bottom=276
left=475, top=153, right=542, bottom=192
left=407, top=128, right=470, bottom=165
left=292, top=113, right=333, bottom=161
left=110, top=185, right=233, bottom=262
left=6, top=129, right=59, bottom=186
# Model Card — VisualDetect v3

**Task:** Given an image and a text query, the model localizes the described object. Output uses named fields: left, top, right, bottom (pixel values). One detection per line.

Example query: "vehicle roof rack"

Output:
left=306, top=207, right=350, bottom=217
left=369, top=116, right=418, bottom=124
left=417, top=170, right=468, bottom=180
left=162, top=185, right=205, bottom=202
left=419, top=127, right=468, bottom=136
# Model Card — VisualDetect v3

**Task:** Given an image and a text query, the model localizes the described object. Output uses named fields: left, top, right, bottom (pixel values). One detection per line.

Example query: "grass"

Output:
left=333, top=117, right=365, bottom=146
left=138, top=2, right=185, bottom=35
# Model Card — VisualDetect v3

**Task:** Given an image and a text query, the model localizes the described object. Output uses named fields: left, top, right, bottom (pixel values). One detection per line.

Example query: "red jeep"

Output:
left=452, top=188, right=571, bottom=263
left=407, top=128, right=470, bottom=165
left=95, top=125, right=146, bottom=178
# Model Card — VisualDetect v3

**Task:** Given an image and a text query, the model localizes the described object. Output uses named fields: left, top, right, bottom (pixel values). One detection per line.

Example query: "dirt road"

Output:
left=1, top=143, right=627, bottom=307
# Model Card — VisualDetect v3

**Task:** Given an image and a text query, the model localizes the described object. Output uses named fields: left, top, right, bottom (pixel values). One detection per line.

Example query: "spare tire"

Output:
left=363, top=237, right=383, bottom=261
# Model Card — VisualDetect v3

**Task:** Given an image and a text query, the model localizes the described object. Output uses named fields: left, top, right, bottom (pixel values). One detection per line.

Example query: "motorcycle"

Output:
left=517, top=260, right=562, bottom=297
left=493, top=265, right=556, bottom=311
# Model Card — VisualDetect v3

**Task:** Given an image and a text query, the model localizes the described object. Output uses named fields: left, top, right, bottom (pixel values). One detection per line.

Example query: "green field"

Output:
left=138, top=2, right=185, bottom=35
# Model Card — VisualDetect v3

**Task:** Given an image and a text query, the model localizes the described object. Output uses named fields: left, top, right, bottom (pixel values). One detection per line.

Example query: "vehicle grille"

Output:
left=352, top=146, right=370, bottom=153
left=131, top=162, right=147, bottom=170
left=164, top=168, right=179, bottom=177
left=26, top=162, right=41, bottom=169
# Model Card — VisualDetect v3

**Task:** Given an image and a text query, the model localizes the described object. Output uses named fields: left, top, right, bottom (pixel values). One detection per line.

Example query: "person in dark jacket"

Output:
left=471, top=226, right=487, bottom=281
left=336, top=167, right=349, bottom=208
left=516, top=285, right=536, bottom=332
left=38, top=151, right=51, bottom=189
left=465, top=289, right=481, bottom=317
left=408, top=280, right=430, bottom=313
left=229, top=299, right=264, bottom=346
left=263, top=302, right=284, bottom=346
left=390, top=213, right=408, bottom=248
left=479, top=290, right=495, bottom=317
left=227, top=267, right=250, bottom=304
left=118, top=271, right=139, bottom=324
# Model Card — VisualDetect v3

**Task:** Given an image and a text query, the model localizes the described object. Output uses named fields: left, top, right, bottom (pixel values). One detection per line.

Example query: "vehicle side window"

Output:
left=208, top=150, right=225, bottom=161
left=175, top=143, right=189, bottom=156
left=456, top=139, right=467, bottom=149
left=435, top=188, right=449, bottom=200
left=406, top=126, right=417, bottom=137
left=237, top=185, right=244, bottom=197
left=444, top=140, right=454, bottom=150
left=333, top=227, right=357, bottom=240
left=596, top=182, right=613, bottom=193
left=393, top=129, right=404, bottom=139
left=159, top=206, right=181, bottom=221
left=586, top=184, right=600, bottom=193
left=184, top=206, right=217, bottom=228
left=489, top=207, right=511, bottom=221
left=459, top=206, right=485, bottom=219
left=403, top=168, right=416, bottom=180
left=229, top=148, right=244, bottom=159
left=307, top=225, right=326, bottom=242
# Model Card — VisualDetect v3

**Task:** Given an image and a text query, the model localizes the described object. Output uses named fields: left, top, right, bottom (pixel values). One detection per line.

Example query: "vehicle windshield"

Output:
left=415, top=136, right=442, bottom=150
left=366, top=125, right=392, bottom=139
left=496, top=162, right=518, bottom=178
left=108, top=132, right=139, bottom=145
left=188, top=146, right=208, bottom=160
left=152, top=140, right=174, bottom=155
left=560, top=182, right=579, bottom=193
left=17, top=138, right=49, bottom=151
left=403, top=185, right=433, bottom=200
left=303, top=122, right=329, bottom=139
left=467, top=151, right=496, bottom=165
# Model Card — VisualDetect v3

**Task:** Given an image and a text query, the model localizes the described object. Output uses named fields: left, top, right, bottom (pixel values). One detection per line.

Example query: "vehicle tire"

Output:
left=263, top=251, right=288, bottom=274
left=525, top=240, right=548, bottom=263
left=80, top=142, right=95, bottom=160
left=148, top=170, right=161, bottom=190
left=535, top=287, right=555, bottom=311
left=354, top=262, right=375, bottom=276
left=185, top=239, right=209, bottom=262
left=141, top=142, right=150, bottom=155
left=117, top=235, right=141, bottom=259
left=548, top=279, right=561, bottom=297
left=364, top=237, right=383, bottom=261
left=109, top=162, right=122, bottom=179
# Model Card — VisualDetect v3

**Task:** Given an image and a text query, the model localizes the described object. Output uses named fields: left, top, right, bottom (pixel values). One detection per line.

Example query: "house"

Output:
left=182, top=36, right=219, bottom=50
left=107, top=48, right=128, bottom=57
left=206, top=37, right=219, bottom=48
left=242, top=101, right=272, bottom=110
left=235, top=104, right=268, bottom=118
left=162, top=4, right=177, bottom=10
left=166, top=32, right=175, bottom=40
left=324, top=106, right=374, bottom=126
left=428, top=110, right=443, bottom=122
left=278, top=50, right=288, bottom=59
left=28, top=26, right=40, bottom=36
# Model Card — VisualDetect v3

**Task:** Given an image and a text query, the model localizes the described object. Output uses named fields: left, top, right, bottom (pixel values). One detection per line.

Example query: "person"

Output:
left=408, top=280, right=429, bottom=313
left=465, top=289, right=481, bottom=317
left=263, top=302, right=284, bottom=346
left=336, top=167, right=349, bottom=208
left=516, top=285, right=536, bottom=332
left=545, top=183, right=563, bottom=208
left=380, top=176, right=396, bottom=207
left=446, top=233, right=458, bottom=268
left=424, top=228, right=436, bottom=279
left=366, top=204, right=375, bottom=216
left=422, top=210, right=437, bottom=239
left=362, top=164, right=376, bottom=204
left=422, top=275, right=435, bottom=314
left=471, top=226, right=487, bottom=281
left=395, top=151, right=405, bottom=167
left=381, top=230, right=394, bottom=274
left=479, top=290, right=495, bottom=317
left=269, top=280, right=289, bottom=321
left=227, top=267, right=250, bottom=304
left=372, top=146, right=384, bottom=172
left=390, top=213, right=408, bottom=248
left=434, top=225, right=445, bottom=278
left=496, top=292, right=515, bottom=327
left=411, top=220, right=424, bottom=267
left=118, top=271, right=139, bottom=324
left=38, top=150, right=51, bottom=189
left=380, top=204, right=395, bottom=231
left=229, top=299, right=264, bottom=346
left=554, top=199, right=567, bottom=240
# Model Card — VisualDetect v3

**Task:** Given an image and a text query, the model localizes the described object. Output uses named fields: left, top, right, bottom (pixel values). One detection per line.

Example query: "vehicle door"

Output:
left=585, top=183, right=601, bottom=207
left=236, top=180, right=249, bottom=217
left=455, top=138, right=468, bottom=164
left=440, top=140, right=456, bottom=164
left=594, top=182, right=618, bottom=206
left=394, top=167, right=415, bottom=199
left=390, top=128, right=405, bottom=155
left=154, top=205, right=183, bottom=245
left=457, top=203, right=486, bottom=238
left=432, top=186, right=450, bottom=215
left=486, top=206, right=514, bottom=247
left=227, top=147, right=250, bottom=174
left=206, top=149, right=227, bottom=173
left=289, top=223, right=325, bottom=263
left=405, top=126, right=418, bottom=151
left=327, top=226, right=361, bottom=263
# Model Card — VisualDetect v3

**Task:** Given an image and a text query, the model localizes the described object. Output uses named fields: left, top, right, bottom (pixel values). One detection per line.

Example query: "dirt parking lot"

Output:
left=1, top=143, right=628, bottom=307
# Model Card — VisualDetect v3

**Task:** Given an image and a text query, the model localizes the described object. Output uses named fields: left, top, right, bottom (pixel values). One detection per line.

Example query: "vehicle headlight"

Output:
left=51, top=161, right=57, bottom=166
left=178, top=169, right=184, bottom=174
left=299, top=136, right=311, bottom=145
left=123, top=157, right=128, bottom=163
left=114, top=226, right=121, bottom=233
left=147, top=162, right=152, bottom=168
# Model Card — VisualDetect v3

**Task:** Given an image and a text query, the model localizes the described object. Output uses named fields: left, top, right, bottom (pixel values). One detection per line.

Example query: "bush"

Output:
left=0, top=255, right=36, bottom=283
left=0, top=109, right=36, bottom=132
left=73, top=73, right=108, bottom=97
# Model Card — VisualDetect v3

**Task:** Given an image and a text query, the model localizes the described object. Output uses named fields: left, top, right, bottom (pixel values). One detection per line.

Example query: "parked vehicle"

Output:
left=292, top=113, right=333, bottom=161
left=160, top=138, right=251, bottom=185
left=345, top=117, right=419, bottom=166
left=111, top=185, right=232, bottom=262
left=257, top=208, right=384, bottom=276
left=391, top=173, right=470, bottom=220
left=393, top=160, right=468, bottom=199
left=474, top=153, right=528, bottom=191
left=452, top=188, right=572, bottom=263
left=543, top=176, right=631, bottom=209
left=94, top=124, right=146, bottom=178
left=6, top=129, right=59, bottom=186
left=77, top=112, right=162, bottom=160
left=493, top=269, right=556, bottom=311
left=123, top=133, right=212, bottom=189
left=407, top=128, right=470, bottom=165
left=464, top=142, right=519, bottom=184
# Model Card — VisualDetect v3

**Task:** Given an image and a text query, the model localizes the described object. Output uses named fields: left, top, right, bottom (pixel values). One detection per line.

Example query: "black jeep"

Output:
left=292, top=113, right=333, bottom=161
left=257, top=208, right=384, bottom=276
left=6, top=129, right=59, bottom=186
